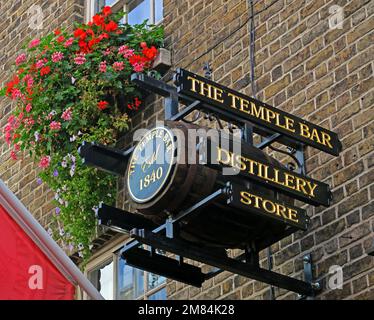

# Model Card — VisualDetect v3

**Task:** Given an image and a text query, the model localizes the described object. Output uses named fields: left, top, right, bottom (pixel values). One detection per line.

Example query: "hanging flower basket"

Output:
left=1, top=6, right=164, bottom=261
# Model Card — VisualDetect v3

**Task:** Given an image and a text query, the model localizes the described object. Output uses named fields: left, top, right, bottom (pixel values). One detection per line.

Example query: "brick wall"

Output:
left=1, top=0, right=373, bottom=300
left=163, top=0, right=374, bottom=300
left=0, top=0, right=85, bottom=228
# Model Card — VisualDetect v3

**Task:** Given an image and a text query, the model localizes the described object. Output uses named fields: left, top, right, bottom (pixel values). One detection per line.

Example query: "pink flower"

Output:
left=36, top=59, right=45, bottom=69
left=49, top=121, right=61, bottom=131
left=15, top=53, right=26, bottom=65
left=39, top=156, right=51, bottom=169
left=8, top=115, right=15, bottom=125
left=133, top=62, right=144, bottom=72
left=103, top=48, right=111, bottom=56
left=122, top=48, right=134, bottom=58
left=10, top=150, right=17, bottom=160
left=118, top=45, right=128, bottom=55
left=99, top=61, right=107, bottom=73
left=24, top=117, right=35, bottom=127
left=29, top=39, right=40, bottom=48
left=24, top=74, right=34, bottom=87
left=52, top=51, right=64, bottom=62
left=11, top=88, right=22, bottom=99
left=113, top=61, right=124, bottom=72
left=26, top=104, right=32, bottom=112
left=5, top=131, right=12, bottom=145
left=61, top=108, right=72, bottom=121
left=64, top=37, right=74, bottom=47
left=74, top=53, right=86, bottom=65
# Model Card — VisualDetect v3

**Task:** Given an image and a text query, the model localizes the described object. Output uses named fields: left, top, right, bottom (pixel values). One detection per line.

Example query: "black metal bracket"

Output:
left=78, top=141, right=134, bottom=176
left=96, top=183, right=320, bottom=298
left=297, top=254, right=321, bottom=299
left=126, top=228, right=319, bottom=297
left=131, top=73, right=178, bottom=120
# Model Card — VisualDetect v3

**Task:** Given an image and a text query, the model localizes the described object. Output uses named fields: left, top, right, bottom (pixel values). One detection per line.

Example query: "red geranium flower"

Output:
left=97, top=101, right=109, bottom=110
left=40, top=66, right=51, bottom=76
left=98, top=33, right=109, bottom=40
left=105, top=21, right=118, bottom=32
left=57, top=35, right=65, bottom=43
left=54, top=29, right=61, bottom=35
left=142, top=46, right=158, bottom=60
left=74, top=28, right=85, bottom=38
left=102, top=6, right=112, bottom=16
left=93, top=14, right=105, bottom=27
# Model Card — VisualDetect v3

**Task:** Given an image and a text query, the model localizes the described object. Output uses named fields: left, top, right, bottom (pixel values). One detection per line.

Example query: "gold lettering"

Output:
left=250, top=102, right=265, bottom=120
left=240, top=191, right=251, bottom=205
left=276, top=204, right=288, bottom=218
left=284, top=173, right=295, bottom=190
left=187, top=76, right=199, bottom=93
left=299, top=123, right=310, bottom=139
left=295, top=177, right=308, bottom=196
left=265, top=109, right=277, bottom=123
left=217, top=147, right=230, bottom=165
left=236, top=155, right=247, bottom=171
left=263, top=199, right=276, bottom=213
left=213, top=87, right=224, bottom=103
left=278, top=116, right=296, bottom=133
left=227, top=92, right=240, bottom=109
left=238, top=191, right=301, bottom=225
left=285, top=116, right=295, bottom=132
left=321, top=131, right=333, bottom=149
left=288, top=209, right=299, bottom=223
left=239, top=97, right=250, bottom=114
left=306, top=181, right=318, bottom=197
left=310, top=128, right=322, bottom=144
left=199, top=81, right=212, bottom=98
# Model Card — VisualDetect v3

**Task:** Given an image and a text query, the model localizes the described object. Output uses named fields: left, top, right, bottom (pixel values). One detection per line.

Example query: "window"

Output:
left=88, top=259, right=114, bottom=300
left=88, top=0, right=163, bottom=25
left=86, top=242, right=166, bottom=300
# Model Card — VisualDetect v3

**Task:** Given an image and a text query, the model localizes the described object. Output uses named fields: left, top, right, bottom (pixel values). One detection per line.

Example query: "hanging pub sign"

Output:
left=78, top=68, right=343, bottom=297
left=175, top=68, right=342, bottom=156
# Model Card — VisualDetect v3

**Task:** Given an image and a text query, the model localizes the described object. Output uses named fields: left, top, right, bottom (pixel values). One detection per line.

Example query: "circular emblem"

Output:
left=127, top=127, right=175, bottom=203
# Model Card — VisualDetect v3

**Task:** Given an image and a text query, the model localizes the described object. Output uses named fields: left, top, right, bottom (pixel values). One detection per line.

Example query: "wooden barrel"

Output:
left=125, top=121, right=295, bottom=250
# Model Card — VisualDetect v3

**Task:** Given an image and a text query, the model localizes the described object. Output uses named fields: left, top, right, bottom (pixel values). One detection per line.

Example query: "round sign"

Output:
left=127, top=127, right=175, bottom=203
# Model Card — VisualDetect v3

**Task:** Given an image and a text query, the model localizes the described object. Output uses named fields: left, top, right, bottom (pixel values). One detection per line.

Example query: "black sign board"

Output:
left=175, top=68, right=342, bottom=156
left=228, top=183, right=309, bottom=231
left=202, top=137, right=331, bottom=207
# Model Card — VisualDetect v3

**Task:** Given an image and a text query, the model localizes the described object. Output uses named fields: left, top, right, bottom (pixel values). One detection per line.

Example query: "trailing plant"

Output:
left=1, top=6, right=163, bottom=260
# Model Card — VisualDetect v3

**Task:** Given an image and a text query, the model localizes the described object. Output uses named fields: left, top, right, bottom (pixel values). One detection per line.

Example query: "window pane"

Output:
left=88, top=260, right=113, bottom=300
left=147, top=272, right=166, bottom=290
left=155, top=0, right=163, bottom=24
left=105, top=0, right=117, bottom=5
left=117, top=257, right=144, bottom=299
left=148, top=287, right=167, bottom=300
left=95, top=0, right=117, bottom=14
left=128, top=0, right=151, bottom=25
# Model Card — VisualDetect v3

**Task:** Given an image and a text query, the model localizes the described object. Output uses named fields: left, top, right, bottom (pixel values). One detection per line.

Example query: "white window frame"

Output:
left=84, top=235, right=167, bottom=300
left=85, top=0, right=163, bottom=25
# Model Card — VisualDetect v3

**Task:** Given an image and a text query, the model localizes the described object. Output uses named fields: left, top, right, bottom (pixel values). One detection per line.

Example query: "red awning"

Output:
left=0, top=204, right=75, bottom=299
left=0, top=179, right=103, bottom=300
